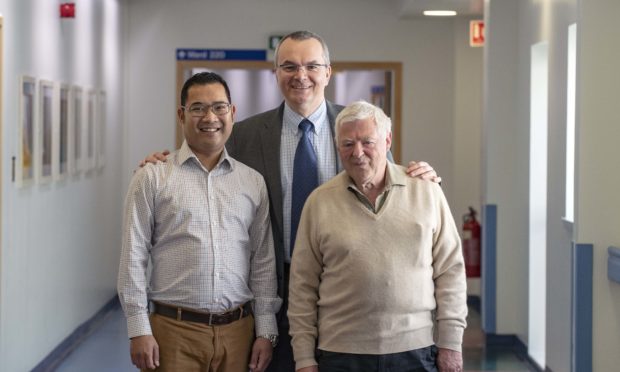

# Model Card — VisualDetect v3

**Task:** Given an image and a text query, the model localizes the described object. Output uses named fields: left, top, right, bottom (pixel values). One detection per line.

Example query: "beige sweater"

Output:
left=288, top=163, right=467, bottom=369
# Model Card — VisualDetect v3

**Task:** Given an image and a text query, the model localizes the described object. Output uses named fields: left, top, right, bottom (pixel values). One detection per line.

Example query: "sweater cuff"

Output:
left=295, top=357, right=319, bottom=370
left=292, top=335, right=318, bottom=370
left=435, top=322, right=464, bottom=352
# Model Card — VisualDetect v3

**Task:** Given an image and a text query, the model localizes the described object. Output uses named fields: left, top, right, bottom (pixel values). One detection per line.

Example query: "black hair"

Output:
left=180, top=72, right=232, bottom=106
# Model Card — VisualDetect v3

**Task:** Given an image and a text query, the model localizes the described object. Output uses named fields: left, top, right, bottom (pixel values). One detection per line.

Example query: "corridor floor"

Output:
left=54, top=302, right=538, bottom=372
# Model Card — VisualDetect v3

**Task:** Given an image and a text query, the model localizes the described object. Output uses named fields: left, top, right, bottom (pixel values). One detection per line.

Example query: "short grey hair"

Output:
left=273, top=30, right=331, bottom=69
left=334, top=100, right=392, bottom=144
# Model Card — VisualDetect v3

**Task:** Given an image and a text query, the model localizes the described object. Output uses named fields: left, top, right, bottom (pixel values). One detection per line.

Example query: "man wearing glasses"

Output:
left=119, top=72, right=281, bottom=372
left=142, top=31, right=441, bottom=371
left=229, top=31, right=442, bottom=371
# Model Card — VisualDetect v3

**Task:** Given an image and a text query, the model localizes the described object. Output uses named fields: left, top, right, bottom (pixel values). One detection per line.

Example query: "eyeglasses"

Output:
left=277, top=63, right=329, bottom=74
left=182, top=102, right=231, bottom=117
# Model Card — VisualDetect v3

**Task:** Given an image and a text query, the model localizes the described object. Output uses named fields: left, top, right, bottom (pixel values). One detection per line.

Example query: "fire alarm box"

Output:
left=60, top=3, right=75, bottom=18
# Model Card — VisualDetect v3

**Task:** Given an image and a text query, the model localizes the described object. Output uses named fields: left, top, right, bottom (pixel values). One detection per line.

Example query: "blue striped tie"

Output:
left=290, top=119, right=318, bottom=255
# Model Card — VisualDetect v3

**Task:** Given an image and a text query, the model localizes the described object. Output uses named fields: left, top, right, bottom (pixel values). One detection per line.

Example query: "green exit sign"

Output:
left=269, top=35, right=284, bottom=50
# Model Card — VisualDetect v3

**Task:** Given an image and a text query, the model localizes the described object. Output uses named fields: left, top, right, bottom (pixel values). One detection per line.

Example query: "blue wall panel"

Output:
left=482, top=204, right=497, bottom=333
left=571, top=243, right=592, bottom=372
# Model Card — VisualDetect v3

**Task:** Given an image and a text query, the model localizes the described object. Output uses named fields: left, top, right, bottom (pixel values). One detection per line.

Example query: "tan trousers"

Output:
left=143, top=313, right=255, bottom=372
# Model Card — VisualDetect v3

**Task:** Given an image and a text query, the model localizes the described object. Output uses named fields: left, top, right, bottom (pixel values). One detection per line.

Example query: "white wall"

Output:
left=452, top=17, right=483, bottom=296
left=0, top=1, right=125, bottom=370
left=576, top=0, right=620, bottom=370
left=514, top=1, right=577, bottom=370
left=483, top=0, right=529, bottom=342
left=481, top=0, right=620, bottom=371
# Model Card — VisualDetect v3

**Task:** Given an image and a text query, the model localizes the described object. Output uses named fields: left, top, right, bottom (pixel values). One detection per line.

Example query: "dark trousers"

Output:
left=317, top=345, right=438, bottom=372
left=266, top=263, right=295, bottom=372
left=266, top=324, right=295, bottom=371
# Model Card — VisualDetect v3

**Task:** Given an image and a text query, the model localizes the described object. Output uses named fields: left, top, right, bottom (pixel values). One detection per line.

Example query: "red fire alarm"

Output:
left=60, top=3, right=75, bottom=18
left=470, top=20, right=485, bottom=47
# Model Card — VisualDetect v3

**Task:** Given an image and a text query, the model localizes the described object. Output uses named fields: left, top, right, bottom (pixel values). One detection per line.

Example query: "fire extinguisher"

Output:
left=462, top=207, right=481, bottom=278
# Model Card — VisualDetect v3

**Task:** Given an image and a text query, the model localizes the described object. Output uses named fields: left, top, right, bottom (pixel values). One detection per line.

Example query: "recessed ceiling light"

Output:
left=424, top=10, right=458, bottom=16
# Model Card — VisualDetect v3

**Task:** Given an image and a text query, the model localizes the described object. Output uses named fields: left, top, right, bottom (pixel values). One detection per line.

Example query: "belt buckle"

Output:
left=208, top=312, right=214, bottom=326
left=176, top=307, right=182, bottom=321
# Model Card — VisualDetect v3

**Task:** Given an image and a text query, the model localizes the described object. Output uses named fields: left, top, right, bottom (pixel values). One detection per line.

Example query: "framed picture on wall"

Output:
left=85, top=89, right=97, bottom=172
left=38, top=80, right=55, bottom=183
left=96, top=90, right=106, bottom=169
left=72, top=86, right=83, bottom=175
left=58, top=84, right=71, bottom=180
left=18, top=76, right=36, bottom=187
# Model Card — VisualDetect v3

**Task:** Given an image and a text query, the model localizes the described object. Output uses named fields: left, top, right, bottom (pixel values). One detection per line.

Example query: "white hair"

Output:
left=334, top=100, right=392, bottom=144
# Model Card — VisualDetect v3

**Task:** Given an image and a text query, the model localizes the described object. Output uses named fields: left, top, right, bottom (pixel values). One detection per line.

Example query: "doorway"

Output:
left=175, top=60, right=402, bottom=163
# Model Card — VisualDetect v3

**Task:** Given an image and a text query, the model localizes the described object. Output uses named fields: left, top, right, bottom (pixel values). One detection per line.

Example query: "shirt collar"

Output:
left=346, top=162, right=406, bottom=193
left=386, top=162, right=407, bottom=187
left=283, top=100, right=328, bottom=135
left=178, top=141, right=233, bottom=172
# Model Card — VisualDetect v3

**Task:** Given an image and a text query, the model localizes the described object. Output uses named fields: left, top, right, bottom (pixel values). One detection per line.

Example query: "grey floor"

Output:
left=54, top=303, right=537, bottom=372
left=462, top=304, right=537, bottom=371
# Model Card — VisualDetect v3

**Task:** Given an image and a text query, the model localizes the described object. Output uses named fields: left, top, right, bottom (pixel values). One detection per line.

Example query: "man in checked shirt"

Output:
left=118, top=72, right=281, bottom=372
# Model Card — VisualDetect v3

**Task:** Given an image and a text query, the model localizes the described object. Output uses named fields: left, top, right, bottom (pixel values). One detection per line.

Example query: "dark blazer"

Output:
left=226, top=101, right=344, bottom=303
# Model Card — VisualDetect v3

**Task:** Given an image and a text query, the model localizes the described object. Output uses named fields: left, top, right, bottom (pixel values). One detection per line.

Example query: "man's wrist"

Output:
left=257, top=334, right=278, bottom=348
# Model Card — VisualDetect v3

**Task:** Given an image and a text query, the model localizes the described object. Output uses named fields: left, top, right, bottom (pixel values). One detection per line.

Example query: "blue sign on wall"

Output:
left=176, top=49, right=267, bottom=61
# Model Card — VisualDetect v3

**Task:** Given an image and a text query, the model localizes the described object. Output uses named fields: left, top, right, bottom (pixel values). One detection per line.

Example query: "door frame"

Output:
left=175, top=60, right=402, bottom=163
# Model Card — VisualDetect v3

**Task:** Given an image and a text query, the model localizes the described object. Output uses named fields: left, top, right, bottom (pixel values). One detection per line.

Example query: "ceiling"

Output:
left=397, top=0, right=484, bottom=18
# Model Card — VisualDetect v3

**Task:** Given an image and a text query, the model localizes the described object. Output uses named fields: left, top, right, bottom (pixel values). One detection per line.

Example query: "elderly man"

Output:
left=288, top=101, right=467, bottom=372
left=141, top=31, right=442, bottom=371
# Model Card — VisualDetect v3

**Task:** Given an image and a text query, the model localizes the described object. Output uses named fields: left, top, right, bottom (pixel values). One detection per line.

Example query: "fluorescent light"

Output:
left=423, top=10, right=457, bottom=16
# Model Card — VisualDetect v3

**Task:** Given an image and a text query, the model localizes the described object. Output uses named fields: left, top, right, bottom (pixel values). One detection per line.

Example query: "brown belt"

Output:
left=152, top=301, right=253, bottom=326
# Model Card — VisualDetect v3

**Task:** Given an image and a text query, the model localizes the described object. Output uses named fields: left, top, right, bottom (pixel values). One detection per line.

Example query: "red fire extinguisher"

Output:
left=462, top=207, right=481, bottom=278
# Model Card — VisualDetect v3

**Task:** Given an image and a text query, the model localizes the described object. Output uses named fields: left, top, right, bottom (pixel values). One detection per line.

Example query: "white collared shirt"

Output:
left=118, top=141, right=281, bottom=338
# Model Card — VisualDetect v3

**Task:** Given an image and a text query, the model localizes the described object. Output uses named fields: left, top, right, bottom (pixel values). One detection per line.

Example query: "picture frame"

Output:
left=57, top=84, right=71, bottom=180
left=38, top=80, right=56, bottom=183
left=17, top=76, right=37, bottom=187
left=85, top=89, right=97, bottom=172
left=71, top=86, right=83, bottom=175
left=96, top=90, right=106, bottom=169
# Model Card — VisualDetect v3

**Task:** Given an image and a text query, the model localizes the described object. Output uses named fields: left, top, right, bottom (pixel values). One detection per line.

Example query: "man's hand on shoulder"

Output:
left=437, top=347, right=463, bottom=372
left=130, top=335, right=160, bottom=370
left=249, top=337, right=273, bottom=372
left=406, top=161, right=442, bottom=183
left=139, top=150, right=170, bottom=168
